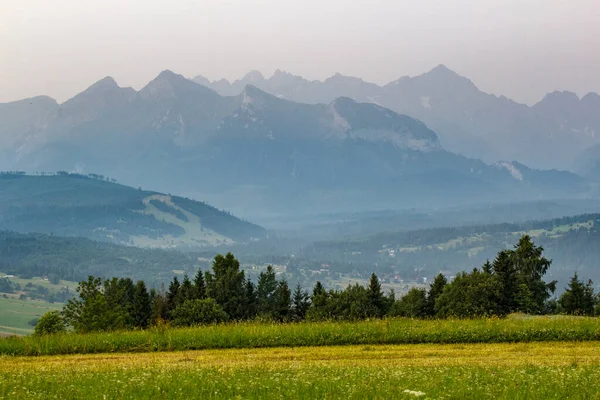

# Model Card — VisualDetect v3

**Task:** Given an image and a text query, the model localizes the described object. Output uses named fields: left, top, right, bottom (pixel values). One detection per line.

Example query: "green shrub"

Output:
left=33, top=311, right=66, bottom=336
left=171, top=299, right=229, bottom=327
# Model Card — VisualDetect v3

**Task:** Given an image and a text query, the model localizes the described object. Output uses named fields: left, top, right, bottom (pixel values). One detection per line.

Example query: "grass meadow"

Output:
left=2, top=342, right=600, bottom=399
left=1, top=316, right=600, bottom=356
left=0, top=297, right=61, bottom=336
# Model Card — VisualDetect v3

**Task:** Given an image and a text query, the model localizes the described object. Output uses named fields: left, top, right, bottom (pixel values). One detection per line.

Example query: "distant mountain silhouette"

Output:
left=0, top=71, right=591, bottom=218
left=194, top=65, right=600, bottom=170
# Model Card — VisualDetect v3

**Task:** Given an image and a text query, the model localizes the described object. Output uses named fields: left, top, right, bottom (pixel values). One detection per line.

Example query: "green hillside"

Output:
left=0, top=172, right=265, bottom=247
left=0, top=230, right=202, bottom=286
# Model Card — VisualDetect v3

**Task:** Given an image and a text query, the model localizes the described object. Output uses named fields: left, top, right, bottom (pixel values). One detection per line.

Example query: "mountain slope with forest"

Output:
left=0, top=172, right=265, bottom=247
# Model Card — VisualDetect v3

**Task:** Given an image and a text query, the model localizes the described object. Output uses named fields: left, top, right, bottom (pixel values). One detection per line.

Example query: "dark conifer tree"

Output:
left=244, top=278, right=258, bottom=320
left=132, top=280, right=151, bottom=328
left=559, top=273, right=597, bottom=315
left=193, top=269, right=206, bottom=299
left=166, top=276, right=180, bottom=312
left=273, top=280, right=292, bottom=321
left=426, top=273, right=447, bottom=317
left=205, top=253, right=246, bottom=320
left=178, top=275, right=193, bottom=304
left=257, top=265, right=278, bottom=317
left=367, top=273, right=385, bottom=316
left=492, top=250, right=518, bottom=315
left=511, top=235, right=556, bottom=314
left=292, top=283, right=310, bottom=321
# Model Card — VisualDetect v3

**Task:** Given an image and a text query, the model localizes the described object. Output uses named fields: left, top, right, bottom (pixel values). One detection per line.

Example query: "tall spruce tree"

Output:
left=132, top=280, right=151, bottom=328
left=559, top=273, right=597, bottom=316
left=273, top=280, right=292, bottom=321
left=426, top=273, right=447, bottom=317
left=511, top=235, right=556, bottom=314
left=205, top=253, right=247, bottom=320
left=193, top=269, right=206, bottom=299
left=244, top=278, right=258, bottom=320
left=368, top=273, right=385, bottom=316
left=257, top=265, right=278, bottom=317
left=178, top=275, right=193, bottom=304
left=292, top=283, right=310, bottom=321
left=492, top=250, right=518, bottom=315
left=306, top=281, right=329, bottom=320
left=166, top=276, right=180, bottom=312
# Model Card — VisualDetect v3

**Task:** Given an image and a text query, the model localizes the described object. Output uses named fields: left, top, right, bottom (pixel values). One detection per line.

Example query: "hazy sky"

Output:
left=1, top=0, right=599, bottom=105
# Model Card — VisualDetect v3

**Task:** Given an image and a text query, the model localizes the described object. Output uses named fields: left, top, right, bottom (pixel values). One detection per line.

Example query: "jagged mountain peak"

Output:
left=146, top=70, right=197, bottom=88
left=271, top=69, right=293, bottom=78
left=89, top=76, right=119, bottom=89
left=418, top=64, right=477, bottom=89
left=141, top=70, right=216, bottom=101
left=325, top=73, right=365, bottom=84
left=241, top=70, right=265, bottom=83
left=62, top=76, right=125, bottom=105
left=428, top=64, right=455, bottom=75
left=192, top=75, right=212, bottom=86
left=238, top=84, right=277, bottom=111
left=538, top=90, right=580, bottom=103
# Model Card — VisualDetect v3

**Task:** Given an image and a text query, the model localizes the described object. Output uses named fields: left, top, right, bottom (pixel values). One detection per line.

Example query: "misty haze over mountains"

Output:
left=0, top=66, right=598, bottom=222
left=194, top=65, right=600, bottom=172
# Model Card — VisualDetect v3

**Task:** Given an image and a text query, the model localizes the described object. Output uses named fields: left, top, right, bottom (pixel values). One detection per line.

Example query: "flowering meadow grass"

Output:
left=1, top=316, right=600, bottom=356
left=1, top=342, right=600, bottom=399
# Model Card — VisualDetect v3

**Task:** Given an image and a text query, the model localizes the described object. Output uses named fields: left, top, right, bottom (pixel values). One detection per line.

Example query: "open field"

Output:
left=0, top=297, right=62, bottom=336
left=1, top=342, right=600, bottom=399
left=0, top=273, right=79, bottom=293
left=2, top=316, right=600, bottom=356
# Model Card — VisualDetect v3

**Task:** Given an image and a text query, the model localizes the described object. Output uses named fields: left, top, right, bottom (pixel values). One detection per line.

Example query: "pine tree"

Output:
left=178, top=275, right=193, bottom=304
left=511, top=235, right=556, bottom=314
left=425, top=273, right=447, bottom=317
left=306, top=281, right=329, bottom=320
left=244, top=278, right=258, bottom=319
left=205, top=253, right=246, bottom=320
left=482, top=260, right=493, bottom=274
left=273, top=280, right=292, bottom=321
left=292, top=283, right=310, bottom=321
left=313, top=281, right=325, bottom=297
left=368, top=273, right=385, bottom=316
left=166, top=276, right=180, bottom=312
left=257, top=265, right=278, bottom=317
left=492, top=250, right=518, bottom=315
left=559, top=273, right=597, bottom=316
left=132, top=280, right=151, bottom=329
left=193, top=269, right=206, bottom=300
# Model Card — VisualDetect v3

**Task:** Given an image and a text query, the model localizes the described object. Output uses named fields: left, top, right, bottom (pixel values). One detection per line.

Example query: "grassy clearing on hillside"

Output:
left=0, top=297, right=62, bottom=336
left=1, top=342, right=600, bottom=399
left=0, top=273, right=78, bottom=293
left=131, top=194, right=233, bottom=248
left=2, top=316, right=600, bottom=356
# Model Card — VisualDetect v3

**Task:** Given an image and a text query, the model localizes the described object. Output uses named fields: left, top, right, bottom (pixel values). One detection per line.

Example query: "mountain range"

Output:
left=0, top=70, right=595, bottom=220
left=194, top=66, right=600, bottom=171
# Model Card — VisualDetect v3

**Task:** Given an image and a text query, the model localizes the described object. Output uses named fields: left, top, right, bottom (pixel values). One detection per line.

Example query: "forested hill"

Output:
left=0, top=172, right=266, bottom=247
left=300, top=213, right=600, bottom=285
left=0, top=230, right=199, bottom=286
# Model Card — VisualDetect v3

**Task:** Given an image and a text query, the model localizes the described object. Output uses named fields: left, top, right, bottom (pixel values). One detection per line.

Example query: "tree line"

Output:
left=36, top=235, right=600, bottom=335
